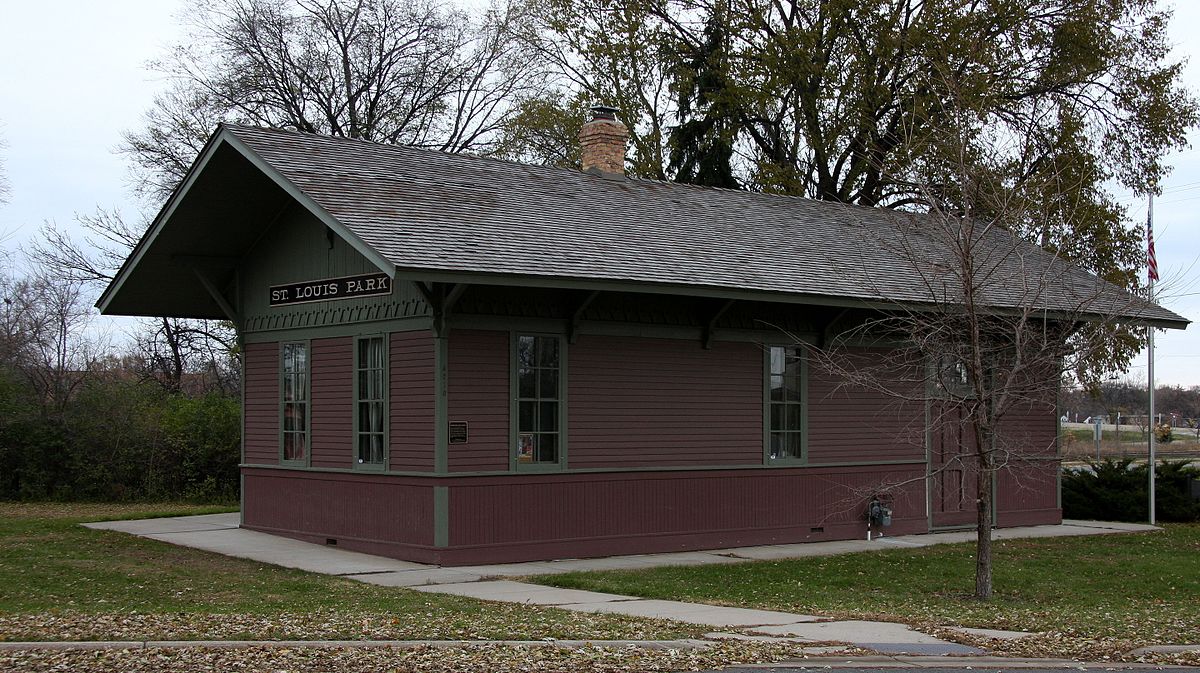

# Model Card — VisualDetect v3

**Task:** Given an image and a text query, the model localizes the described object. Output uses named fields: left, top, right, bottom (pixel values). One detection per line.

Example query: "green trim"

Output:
left=189, top=265, right=240, bottom=324
left=242, top=313, right=821, bottom=346
left=991, top=453, right=999, bottom=526
left=448, top=314, right=819, bottom=345
left=352, top=333, right=389, bottom=472
left=510, top=332, right=567, bottom=472
left=1055, top=376, right=1063, bottom=458
left=395, top=267, right=1188, bottom=331
left=1057, top=462, right=1063, bottom=510
left=239, top=330, right=247, bottom=523
left=433, top=335, right=448, bottom=474
left=763, top=344, right=808, bottom=466
left=220, top=133, right=397, bottom=279
left=433, top=486, right=449, bottom=547
left=240, top=342, right=247, bottom=469
left=1055, top=366, right=1063, bottom=510
left=239, top=458, right=928, bottom=478
left=279, top=340, right=311, bottom=468
left=243, top=300, right=428, bottom=334
left=762, top=349, right=770, bottom=465
left=242, top=317, right=432, bottom=343
left=924, top=389, right=933, bottom=528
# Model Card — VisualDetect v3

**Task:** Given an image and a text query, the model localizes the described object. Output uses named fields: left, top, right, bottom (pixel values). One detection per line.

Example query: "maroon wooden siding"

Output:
left=309, top=337, right=353, bottom=469
left=443, top=465, right=927, bottom=564
left=240, top=330, right=1061, bottom=565
left=995, top=391, right=1061, bottom=526
left=447, top=330, right=510, bottom=472
left=997, top=396, right=1059, bottom=458
left=995, top=461, right=1060, bottom=526
left=243, top=341, right=279, bottom=465
left=568, top=336, right=762, bottom=468
left=242, top=468, right=436, bottom=559
left=390, top=331, right=436, bottom=471
left=808, top=352, right=926, bottom=464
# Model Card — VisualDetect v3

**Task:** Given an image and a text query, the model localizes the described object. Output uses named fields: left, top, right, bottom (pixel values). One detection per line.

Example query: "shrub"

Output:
left=1154, top=423, right=1174, bottom=444
left=1063, top=458, right=1200, bottom=522
left=160, top=393, right=240, bottom=502
left=0, top=372, right=240, bottom=503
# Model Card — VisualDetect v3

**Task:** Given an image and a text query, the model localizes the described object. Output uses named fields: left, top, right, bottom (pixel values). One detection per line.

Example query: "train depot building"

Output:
left=98, top=112, right=1186, bottom=565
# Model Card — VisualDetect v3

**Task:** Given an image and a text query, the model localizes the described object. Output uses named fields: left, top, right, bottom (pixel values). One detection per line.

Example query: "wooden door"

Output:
left=929, top=401, right=979, bottom=528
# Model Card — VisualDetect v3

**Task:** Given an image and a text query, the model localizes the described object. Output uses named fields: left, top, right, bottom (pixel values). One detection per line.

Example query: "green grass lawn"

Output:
left=0, top=502, right=692, bottom=642
left=1063, top=428, right=1147, bottom=443
left=535, top=525, right=1200, bottom=647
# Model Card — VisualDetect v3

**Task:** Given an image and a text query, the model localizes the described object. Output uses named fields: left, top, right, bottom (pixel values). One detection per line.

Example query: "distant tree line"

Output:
left=0, top=251, right=240, bottom=502
left=1061, top=380, right=1200, bottom=435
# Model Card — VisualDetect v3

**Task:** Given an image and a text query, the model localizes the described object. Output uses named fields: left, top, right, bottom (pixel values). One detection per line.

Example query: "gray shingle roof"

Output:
left=225, top=124, right=1186, bottom=327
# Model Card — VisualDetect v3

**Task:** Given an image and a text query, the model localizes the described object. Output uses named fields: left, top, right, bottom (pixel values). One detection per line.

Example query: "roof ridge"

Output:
left=220, top=123, right=896, bottom=215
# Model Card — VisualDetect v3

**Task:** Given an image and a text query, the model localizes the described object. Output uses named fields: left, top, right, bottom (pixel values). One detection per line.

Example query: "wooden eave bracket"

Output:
left=820, top=308, right=853, bottom=348
left=702, top=299, right=737, bottom=349
left=180, top=258, right=240, bottom=324
left=416, top=282, right=467, bottom=337
left=568, top=290, right=601, bottom=344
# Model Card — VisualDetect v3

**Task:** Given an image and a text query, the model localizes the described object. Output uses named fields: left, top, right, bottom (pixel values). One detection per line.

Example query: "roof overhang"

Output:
left=389, top=266, right=1190, bottom=331
left=99, top=123, right=1187, bottom=334
left=96, top=126, right=394, bottom=319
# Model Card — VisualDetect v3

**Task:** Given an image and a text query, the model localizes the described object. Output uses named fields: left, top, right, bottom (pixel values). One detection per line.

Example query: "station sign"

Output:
left=269, top=272, right=393, bottom=306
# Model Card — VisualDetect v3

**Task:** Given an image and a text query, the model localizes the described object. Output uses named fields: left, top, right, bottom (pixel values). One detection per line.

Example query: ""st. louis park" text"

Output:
left=269, top=272, right=392, bottom=306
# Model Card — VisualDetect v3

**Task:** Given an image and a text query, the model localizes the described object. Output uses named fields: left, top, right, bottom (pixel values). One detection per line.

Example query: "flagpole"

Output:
left=1147, top=192, right=1157, bottom=526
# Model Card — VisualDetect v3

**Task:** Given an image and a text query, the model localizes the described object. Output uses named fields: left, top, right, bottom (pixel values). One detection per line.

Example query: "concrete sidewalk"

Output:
left=82, top=515, right=1162, bottom=656
left=84, top=515, right=1157, bottom=586
left=406, top=580, right=982, bottom=655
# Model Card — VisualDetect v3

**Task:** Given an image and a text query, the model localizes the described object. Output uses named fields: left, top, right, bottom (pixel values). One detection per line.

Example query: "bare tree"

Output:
left=507, top=0, right=677, bottom=177
left=0, top=130, right=10, bottom=205
left=0, top=273, right=34, bottom=369
left=27, top=209, right=238, bottom=394
left=801, top=109, right=1167, bottom=599
left=122, top=0, right=547, bottom=201
left=0, top=272, right=103, bottom=417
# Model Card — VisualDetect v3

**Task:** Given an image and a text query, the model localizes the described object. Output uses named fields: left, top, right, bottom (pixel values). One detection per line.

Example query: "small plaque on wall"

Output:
left=269, top=272, right=392, bottom=306
left=448, top=421, right=469, bottom=444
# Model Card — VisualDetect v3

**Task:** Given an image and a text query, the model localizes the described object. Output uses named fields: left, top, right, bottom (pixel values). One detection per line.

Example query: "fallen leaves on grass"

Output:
left=924, top=625, right=1200, bottom=667
left=0, top=641, right=809, bottom=672
left=0, top=502, right=232, bottom=522
left=0, top=609, right=694, bottom=643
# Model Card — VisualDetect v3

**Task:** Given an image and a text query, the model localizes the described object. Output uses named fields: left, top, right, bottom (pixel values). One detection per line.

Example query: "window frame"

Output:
left=510, top=332, right=567, bottom=472
left=763, top=344, right=808, bottom=465
left=353, top=333, right=390, bottom=472
left=279, top=340, right=311, bottom=467
left=931, top=353, right=977, bottom=401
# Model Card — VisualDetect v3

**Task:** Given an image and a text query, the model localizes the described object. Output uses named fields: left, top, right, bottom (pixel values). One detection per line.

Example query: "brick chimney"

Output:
left=578, top=105, right=628, bottom=178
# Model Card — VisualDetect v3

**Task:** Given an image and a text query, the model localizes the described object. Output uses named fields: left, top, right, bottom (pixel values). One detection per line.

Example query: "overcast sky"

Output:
left=2, top=1, right=1200, bottom=385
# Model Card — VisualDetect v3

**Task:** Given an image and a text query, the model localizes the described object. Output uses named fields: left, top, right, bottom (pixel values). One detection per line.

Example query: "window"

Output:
left=515, top=334, right=562, bottom=466
left=355, top=335, right=387, bottom=468
left=767, top=345, right=805, bottom=462
left=935, top=354, right=975, bottom=399
left=281, top=342, right=309, bottom=464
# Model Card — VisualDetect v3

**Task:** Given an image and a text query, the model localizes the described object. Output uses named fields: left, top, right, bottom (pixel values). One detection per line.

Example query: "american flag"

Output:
left=1148, top=207, right=1159, bottom=283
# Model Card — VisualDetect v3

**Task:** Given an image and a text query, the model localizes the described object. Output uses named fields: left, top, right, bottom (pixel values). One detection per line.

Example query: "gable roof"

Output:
left=99, top=123, right=1188, bottom=329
